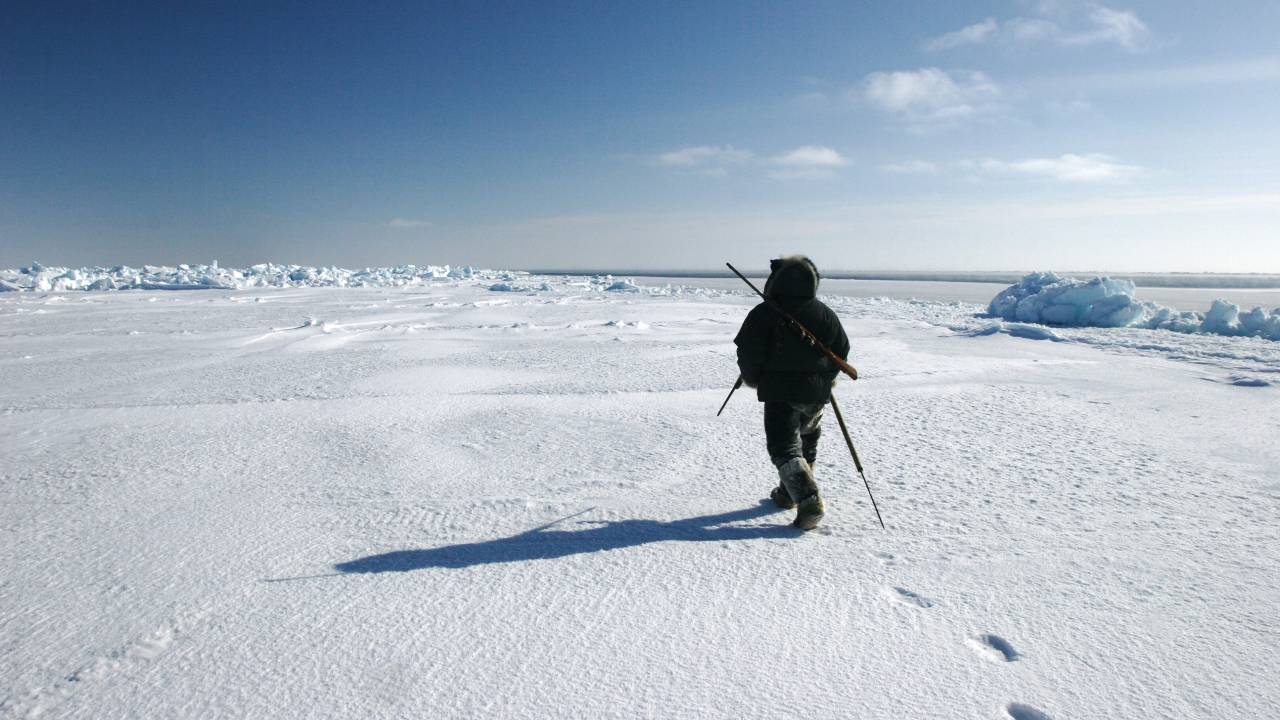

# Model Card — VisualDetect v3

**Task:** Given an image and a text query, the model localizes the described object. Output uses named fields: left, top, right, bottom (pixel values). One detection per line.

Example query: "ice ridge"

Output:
left=0, top=262, right=492, bottom=292
left=989, top=271, right=1280, bottom=341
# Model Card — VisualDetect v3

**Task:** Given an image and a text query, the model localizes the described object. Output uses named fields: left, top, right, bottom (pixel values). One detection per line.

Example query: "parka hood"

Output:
left=763, top=255, right=820, bottom=300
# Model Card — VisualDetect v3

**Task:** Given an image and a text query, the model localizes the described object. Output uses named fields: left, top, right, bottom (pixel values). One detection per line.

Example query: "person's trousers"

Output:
left=763, top=400, right=825, bottom=468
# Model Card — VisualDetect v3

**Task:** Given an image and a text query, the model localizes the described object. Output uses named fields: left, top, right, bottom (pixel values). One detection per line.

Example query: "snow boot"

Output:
left=793, top=493, right=825, bottom=531
left=770, top=484, right=796, bottom=509
left=771, top=457, right=816, bottom=509
left=778, top=457, right=824, bottom=530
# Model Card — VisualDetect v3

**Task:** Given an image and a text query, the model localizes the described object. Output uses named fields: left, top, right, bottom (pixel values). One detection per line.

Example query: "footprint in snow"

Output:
left=869, top=551, right=895, bottom=565
left=1005, top=702, right=1051, bottom=720
left=971, top=633, right=1020, bottom=662
left=890, top=586, right=934, bottom=608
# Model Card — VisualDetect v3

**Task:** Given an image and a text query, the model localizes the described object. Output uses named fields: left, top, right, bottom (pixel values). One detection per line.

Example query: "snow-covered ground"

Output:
left=2, top=276, right=1277, bottom=719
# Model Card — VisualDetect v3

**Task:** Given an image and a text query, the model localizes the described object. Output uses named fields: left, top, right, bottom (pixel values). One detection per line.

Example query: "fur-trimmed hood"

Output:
left=763, top=255, right=820, bottom=299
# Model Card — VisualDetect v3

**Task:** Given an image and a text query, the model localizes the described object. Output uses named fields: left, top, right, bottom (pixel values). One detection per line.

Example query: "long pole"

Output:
left=717, top=376, right=744, bottom=416
left=829, top=394, right=886, bottom=530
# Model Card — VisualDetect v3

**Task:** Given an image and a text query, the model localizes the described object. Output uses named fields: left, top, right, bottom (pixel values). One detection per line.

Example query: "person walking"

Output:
left=733, top=256, right=851, bottom=530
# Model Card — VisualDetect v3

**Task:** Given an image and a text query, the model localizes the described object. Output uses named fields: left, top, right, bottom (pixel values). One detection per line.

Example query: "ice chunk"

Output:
left=1005, top=323, right=1062, bottom=341
left=991, top=273, right=1144, bottom=328
left=489, top=282, right=534, bottom=292
left=1199, top=299, right=1238, bottom=335
left=961, top=321, right=1059, bottom=342
left=989, top=272, right=1280, bottom=341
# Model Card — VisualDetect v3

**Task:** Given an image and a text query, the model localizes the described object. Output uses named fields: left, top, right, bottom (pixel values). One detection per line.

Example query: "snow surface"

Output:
left=2, top=274, right=1278, bottom=719
left=989, top=271, right=1280, bottom=340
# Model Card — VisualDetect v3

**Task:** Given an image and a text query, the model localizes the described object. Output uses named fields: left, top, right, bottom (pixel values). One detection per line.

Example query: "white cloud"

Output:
left=771, top=145, right=848, bottom=168
left=1004, top=17, right=1060, bottom=43
left=979, top=153, right=1142, bottom=182
left=655, top=145, right=752, bottom=168
left=767, top=146, right=848, bottom=180
left=881, top=160, right=939, bottom=174
left=387, top=218, right=430, bottom=228
left=923, top=18, right=998, bottom=51
left=1063, top=7, right=1150, bottom=50
left=878, top=154, right=1140, bottom=182
left=644, top=144, right=845, bottom=179
left=862, top=68, right=1001, bottom=126
left=924, top=4, right=1152, bottom=53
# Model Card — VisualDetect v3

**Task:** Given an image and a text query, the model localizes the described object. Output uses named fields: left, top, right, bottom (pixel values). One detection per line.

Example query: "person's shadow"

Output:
left=334, top=501, right=799, bottom=574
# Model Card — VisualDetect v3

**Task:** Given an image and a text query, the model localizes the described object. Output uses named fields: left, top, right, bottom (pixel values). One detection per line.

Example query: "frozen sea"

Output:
left=2, top=274, right=1277, bottom=718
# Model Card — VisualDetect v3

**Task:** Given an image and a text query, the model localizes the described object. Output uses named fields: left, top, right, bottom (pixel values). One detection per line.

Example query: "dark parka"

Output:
left=733, top=256, right=850, bottom=403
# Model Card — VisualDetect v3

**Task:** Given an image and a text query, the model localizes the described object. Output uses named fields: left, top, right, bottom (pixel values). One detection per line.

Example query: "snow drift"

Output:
left=989, top=272, right=1280, bottom=341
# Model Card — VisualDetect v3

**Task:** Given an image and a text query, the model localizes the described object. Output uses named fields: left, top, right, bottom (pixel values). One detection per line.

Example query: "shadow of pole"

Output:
left=331, top=501, right=799, bottom=574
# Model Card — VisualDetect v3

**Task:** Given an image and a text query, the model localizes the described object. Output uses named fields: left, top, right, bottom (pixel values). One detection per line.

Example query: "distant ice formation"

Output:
left=0, top=262, right=485, bottom=291
left=487, top=274, right=717, bottom=297
left=989, top=272, right=1280, bottom=340
left=0, top=263, right=726, bottom=301
left=489, top=281, right=554, bottom=292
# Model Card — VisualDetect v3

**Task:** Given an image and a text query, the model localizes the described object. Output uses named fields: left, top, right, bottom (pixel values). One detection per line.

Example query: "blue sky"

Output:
left=3, top=0, right=1279, bottom=271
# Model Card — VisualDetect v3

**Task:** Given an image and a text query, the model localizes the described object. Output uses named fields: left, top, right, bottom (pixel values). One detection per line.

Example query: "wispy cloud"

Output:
left=923, top=18, right=999, bottom=51
left=881, top=154, right=1140, bottom=182
left=924, top=4, right=1152, bottom=53
left=768, top=145, right=849, bottom=180
left=978, top=153, right=1142, bottom=182
left=646, top=144, right=847, bottom=180
left=1064, top=6, right=1151, bottom=51
left=881, top=160, right=939, bottom=174
left=387, top=218, right=431, bottom=228
left=771, top=145, right=847, bottom=167
left=862, top=68, right=1001, bottom=128
left=655, top=145, right=752, bottom=168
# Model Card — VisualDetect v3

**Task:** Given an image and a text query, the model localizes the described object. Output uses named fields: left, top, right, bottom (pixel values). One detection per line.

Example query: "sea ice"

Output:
left=989, top=272, right=1280, bottom=340
left=0, top=262, right=506, bottom=292
left=0, top=273, right=1276, bottom=720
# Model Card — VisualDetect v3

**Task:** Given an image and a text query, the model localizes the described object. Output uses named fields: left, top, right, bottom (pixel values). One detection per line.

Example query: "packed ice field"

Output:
left=2, top=264, right=1277, bottom=719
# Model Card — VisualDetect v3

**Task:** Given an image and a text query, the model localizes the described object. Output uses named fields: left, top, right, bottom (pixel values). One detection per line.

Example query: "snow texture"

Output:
left=1, top=271, right=1278, bottom=719
left=989, top=271, right=1280, bottom=340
